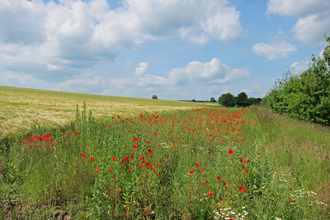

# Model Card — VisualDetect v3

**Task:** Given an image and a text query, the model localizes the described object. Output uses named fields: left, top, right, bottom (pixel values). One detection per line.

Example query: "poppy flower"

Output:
left=90, top=158, right=95, bottom=162
left=95, top=168, right=100, bottom=172
left=223, top=181, right=227, bottom=185
left=134, top=137, right=139, bottom=142
left=189, top=171, right=194, bottom=175
left=82, top=153, right=86, bottom=158
left=147, top=148, right=152, bottom=153
left=243, top=165, right=246, bottom=169
left=229, top=149, right=234, bottom=155
left=205, top=181, right=209, bottom=184
left=241, top=188, right=247, bottom=193
left=157, top=163, right=162, bottom=167
left=138, top=165, right=142, bottom=168
left=207, top=190, right=213, bottom=196
left=217, top=176, right=221, bottom=181
left=288, top=198, right=291, bottom=202
left=245, top=170, right=249, bottom=174
left=154, top=171, right=158, bottom=175
left=196, top=163, right=200, bottom=168
left=111, top=157, right=116, bottom=161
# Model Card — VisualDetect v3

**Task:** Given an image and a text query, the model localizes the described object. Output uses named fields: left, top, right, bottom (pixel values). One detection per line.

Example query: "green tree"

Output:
left=152, top=95, right=158, bottom=99
left=219, top=93, right=235, bottom=107
left=192, top=99, right=196, bottom=102
left=210, top=97, right=216, bottom=102
left=236, top=92, right=248, bottom=107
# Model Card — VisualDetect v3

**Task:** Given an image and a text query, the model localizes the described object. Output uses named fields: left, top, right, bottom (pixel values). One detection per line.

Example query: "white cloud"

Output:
left=241, top=85, right=261, bottom=93
left=291, top=12, right=330, bottom=46
left=168, top=58, right=250, bottom=84
left=319, top=48, right=325, bottom=59
left=252, top=40, right=297, bottom=61
left=266, top=0, right=330, bottom=46
left=133, top=62, right=150, bottom=77
left=266, top=0, right=330, bottom=18
left=0, top=0, right=248, bottom=87
left=290, top=61, right=311, bottom=75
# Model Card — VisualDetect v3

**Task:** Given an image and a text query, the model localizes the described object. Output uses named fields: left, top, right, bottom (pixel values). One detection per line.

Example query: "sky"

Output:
left=0, top=0, right=329, bottom=101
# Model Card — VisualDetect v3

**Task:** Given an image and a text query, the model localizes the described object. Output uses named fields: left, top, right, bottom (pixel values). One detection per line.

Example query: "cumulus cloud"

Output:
left=0, top=0, right=248, bottom=88
left=134, top=62, right=150, bottom=77
left=168, top=58, right=250, bottom=84
left=265, top=0, right=330, bottom=18
left=265, top=0, right=330, bottom=46
left=252, top=40, right=297, bottom=61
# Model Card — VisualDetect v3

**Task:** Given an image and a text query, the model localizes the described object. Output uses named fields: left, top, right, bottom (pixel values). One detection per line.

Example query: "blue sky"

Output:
left=0, top=0, right=329, bottom=101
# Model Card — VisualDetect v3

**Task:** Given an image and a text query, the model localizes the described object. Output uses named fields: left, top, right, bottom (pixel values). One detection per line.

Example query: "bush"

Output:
left=152, top=95, right=158, bottom=99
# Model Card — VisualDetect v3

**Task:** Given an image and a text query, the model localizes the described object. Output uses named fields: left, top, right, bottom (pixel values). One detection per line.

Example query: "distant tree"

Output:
left=256, top=98, right=262, bottom=104
left=236, top=92, right=248, bottom=107
left=219, top=93, right=235, bottom=107
left=192, top=99, right=196, bottom=102
left=152, top=95, right=158, bottom=99
left=210, top=97, right=216, bottom=102
left=247, top=97, right=257, bottom=106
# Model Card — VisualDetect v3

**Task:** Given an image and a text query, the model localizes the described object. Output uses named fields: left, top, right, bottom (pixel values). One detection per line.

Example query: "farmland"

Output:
left=0, top=85, right=329, bottom=219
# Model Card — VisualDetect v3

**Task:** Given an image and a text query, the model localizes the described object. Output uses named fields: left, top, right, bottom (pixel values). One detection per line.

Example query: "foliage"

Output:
left=236, top=92, right=248, bottom=107
left=218, top=93, right=236, bottom=107
left=152, top=95, right=158, bottom=99
left=210, top=97, right=216, bottom=102
left=192, top=99, right=196, bottom=102
left=261, top=33, right=330, bottom=125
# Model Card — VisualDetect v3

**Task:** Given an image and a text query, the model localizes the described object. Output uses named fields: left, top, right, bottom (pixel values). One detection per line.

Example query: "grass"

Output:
left=0, top=86, right=329, bottom=219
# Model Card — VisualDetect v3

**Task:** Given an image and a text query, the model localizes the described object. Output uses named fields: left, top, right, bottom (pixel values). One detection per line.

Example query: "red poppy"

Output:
left=145, top=140, right=149, bottom=144
left=147, top=148, right=152, bottom=153
left=157, top=163, right=162, bottom=167
left=233, top=169, right=235, bottom=173
left=108, top=169, right=112, bottom=172
left=217, top=176, right=221, bottom=181
left=229, top=149, right=234, bottom=155
left=243, top=165, right=246, bottom=169
left=154, top=171, right=158, bottom=175
left=133, top=144, right=138, bottom=149
left=223, top=181, right=227, bottom=185
left=134, top=137, right=139, bottom=142
left=205, top=181, right=209, bottom=184
left=196, top=163, right=200, bottom=168
left=95, top=168, right=100, bottom=172
left=138, top=165, right=142, bottom=168
left=241, top=188, right=247, bottom=193
left=90, top=158, right=95, bottom=162
left=245, top=170, right=249, bottom=174
left=148, top=164, right=153, bottom=168
left=189, top=171, right=194, bottom=175
left=205, top=167, right=207, bottom=169
left=288, top=198, right=291, bottom=202
left=207, top=190, right=213, bottom=196
left=111, top=157, right=116, bottom=161
left=111, top=175, right=114, bottom=178
left=82, top=153, right=86, bottom=158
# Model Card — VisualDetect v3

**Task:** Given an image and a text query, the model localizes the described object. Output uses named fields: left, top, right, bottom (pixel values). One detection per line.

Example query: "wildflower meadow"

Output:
left=1, top=101, right=329, bottom=219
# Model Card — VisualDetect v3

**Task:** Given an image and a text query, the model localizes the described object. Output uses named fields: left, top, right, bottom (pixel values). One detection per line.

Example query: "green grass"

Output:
left=0, top=86, right=329, bottom=219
